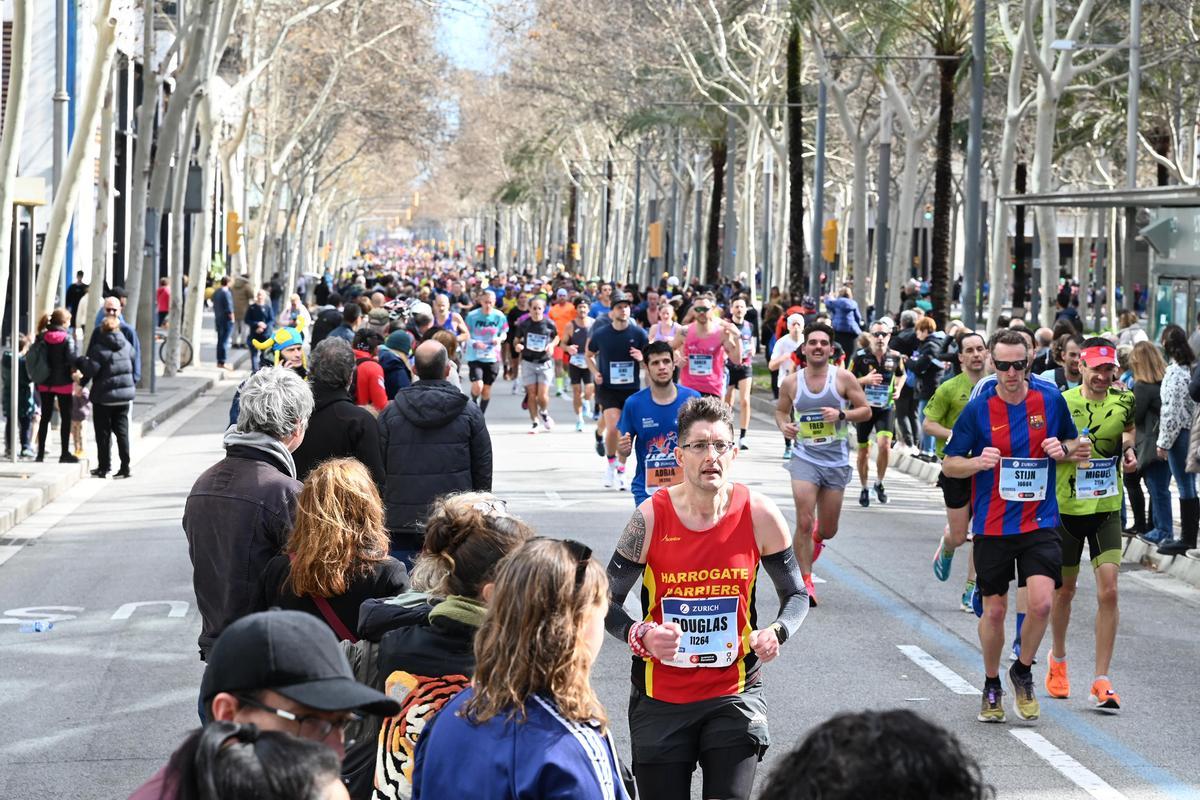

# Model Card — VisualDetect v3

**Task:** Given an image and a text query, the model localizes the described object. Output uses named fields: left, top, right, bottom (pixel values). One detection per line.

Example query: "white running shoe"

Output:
left=603, top=462, right=616, bottom=488
left=616, top=468, right=628, bottom=492
left=511, top=381, right=519, bottom=395
left=541, top=412, right=554, bottom=431
left=575, top=418, right=584, bottom=432
left=528, top=422, right=539, bottom=435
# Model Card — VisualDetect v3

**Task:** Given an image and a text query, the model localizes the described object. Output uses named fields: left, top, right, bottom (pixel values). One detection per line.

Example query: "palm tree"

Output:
left=893, top=0, right=970, bottom=326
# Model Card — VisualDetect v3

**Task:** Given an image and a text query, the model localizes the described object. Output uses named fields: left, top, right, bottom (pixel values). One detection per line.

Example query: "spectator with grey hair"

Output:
left=379, top=339, right=492, bottom=567
left=184, top=367, right=314, bottom=661
left=291, top=337, right=385, bottom=487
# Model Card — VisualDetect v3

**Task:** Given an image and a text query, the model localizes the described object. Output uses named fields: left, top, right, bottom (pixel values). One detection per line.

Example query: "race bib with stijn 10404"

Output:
left=609, top=360, right=635, bottom=385
left=1075, top=457, right=1119, bottom=499
left=688, top=353, right=714, bottom=376
left=864, top=384, right=891, bottom=408
left=999, top=458, right=1049, bottom=501
left=661, top=596, right=739, bottom=668
left=524, top=333, right=549, bottom=352
left=797, top=411, right=836, bottom=445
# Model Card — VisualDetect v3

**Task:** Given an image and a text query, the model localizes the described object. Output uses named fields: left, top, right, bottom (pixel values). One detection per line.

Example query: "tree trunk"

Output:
left=929, top=57, right=959, bottom=327
left=1031, top=87, right=1058, bottom=325
left=0, top=0, right=33, bottom=326
left=86, top=74, right=116, bottom=342
left=786, top=20, right=805, bottom=295
left=124, top=7, right=157, bottom=328
left=850, top=137, right=871, bottom=311
left=184, top=104, right=216, bottom=365
left=888, top=134, right=925, bottom=314
left=35, top=0, right=119, bottom=317
left=1013, top=162, right=1028, bottom=313
left=567, top=172, right=578, bottom=270
left=705, top=137, right=727, bottom=286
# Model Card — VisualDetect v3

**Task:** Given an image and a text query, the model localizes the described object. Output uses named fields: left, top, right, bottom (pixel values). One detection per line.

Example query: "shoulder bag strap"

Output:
left=287, top=553, right=359, bottom=643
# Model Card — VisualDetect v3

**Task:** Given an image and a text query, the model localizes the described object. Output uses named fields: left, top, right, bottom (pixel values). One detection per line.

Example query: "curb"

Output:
left=750, top=388, right=1200, bottom=591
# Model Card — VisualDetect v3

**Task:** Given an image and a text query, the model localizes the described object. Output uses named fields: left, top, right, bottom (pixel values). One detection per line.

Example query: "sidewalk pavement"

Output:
left=749, top=388, right=1200, bottom=591
left=0, top=314, right=249, bottom=540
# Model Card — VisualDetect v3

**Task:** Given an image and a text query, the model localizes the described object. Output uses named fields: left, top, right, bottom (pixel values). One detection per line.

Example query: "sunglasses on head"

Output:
left=993, top=359, right=1028, bottom=373
left=533, top=537, right=592, bottom=587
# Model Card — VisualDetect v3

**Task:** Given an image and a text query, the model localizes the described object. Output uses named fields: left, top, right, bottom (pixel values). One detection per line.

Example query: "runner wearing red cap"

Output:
left=1045, top=337, right=1136, bottom=711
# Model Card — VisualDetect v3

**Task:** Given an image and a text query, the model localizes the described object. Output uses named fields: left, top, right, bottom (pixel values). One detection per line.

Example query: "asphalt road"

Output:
left=1, top=374, right=1198, bottom=799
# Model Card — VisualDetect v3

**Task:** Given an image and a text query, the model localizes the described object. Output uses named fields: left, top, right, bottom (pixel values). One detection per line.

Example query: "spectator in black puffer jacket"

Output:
left=378, top=340, right=492, bottom=565
left=291, top=337, right=385, bottom=487
left=78, top=315, right=136, bottom=478
left=341, top=492, right=533, bottom=800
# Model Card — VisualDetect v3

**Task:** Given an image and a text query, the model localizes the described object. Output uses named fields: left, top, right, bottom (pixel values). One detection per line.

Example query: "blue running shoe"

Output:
left=960, top=581, right=975, bottom=613
left=971, top=584, right=983, bottom=618
left=933, top=534, right=954, bottom=582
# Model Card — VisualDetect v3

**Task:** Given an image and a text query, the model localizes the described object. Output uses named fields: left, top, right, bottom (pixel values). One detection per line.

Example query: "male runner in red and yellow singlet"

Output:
left=606, top=396, right=809, bottom=800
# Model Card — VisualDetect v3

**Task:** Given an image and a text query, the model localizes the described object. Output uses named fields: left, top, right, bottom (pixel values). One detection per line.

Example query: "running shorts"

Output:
left=854, top=407, right=895, bottom=447
left=627, top=682, right=769, bottom=765
left=937, top=471, right=971, bottom=510
left=973, top=528, right=1063, bottom=597
left=520, top=359, right=555, bottom=387
left=596, top=387, right=636, bottom=412
left=1057, top=511, right=1122, bottom=577
left=568, top=364, right=593, bottom=385
left=726, top=363, right=752, bottom=385
left=786, top=457, right=853, bottom=489
left=467, top=360, right=500, bottom=385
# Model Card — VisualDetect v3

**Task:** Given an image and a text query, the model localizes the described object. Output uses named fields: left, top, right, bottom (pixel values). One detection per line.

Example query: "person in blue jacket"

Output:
left=824, top=285, right=864, bottom=358
left=413, top=538, right=632, bottom=800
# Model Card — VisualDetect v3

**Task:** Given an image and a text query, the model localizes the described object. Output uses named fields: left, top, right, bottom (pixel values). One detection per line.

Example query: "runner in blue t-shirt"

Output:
left=617, top=341, right=701, bottom=505
left=943, top=329, right=1087, bottom=725
left=464, top=290, right=509, bottom=414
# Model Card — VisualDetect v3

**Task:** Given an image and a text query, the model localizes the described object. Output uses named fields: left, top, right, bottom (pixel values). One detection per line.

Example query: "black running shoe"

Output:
left=859, top=487, right=870, bottom=507
left=875, top=482, right=888, bottom=504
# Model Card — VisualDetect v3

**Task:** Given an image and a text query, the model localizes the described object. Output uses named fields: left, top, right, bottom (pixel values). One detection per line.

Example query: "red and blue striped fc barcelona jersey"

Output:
left=944, top=383, right=1077, bottom=536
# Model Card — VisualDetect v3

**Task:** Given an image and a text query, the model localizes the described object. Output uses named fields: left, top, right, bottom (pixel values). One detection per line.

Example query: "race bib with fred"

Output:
left=610, top=360, right=635, bottom=385
left=1075, top=457, right=1119, bottom=499
left=797, top=411, right=836, bottom=445
left=525, top=332, right=549, bottom=352
left=688, top=353, right=714, bottom=376
left=999, top=458, right=1049, bottom=501
left=661, top=596, right=739, bottom=668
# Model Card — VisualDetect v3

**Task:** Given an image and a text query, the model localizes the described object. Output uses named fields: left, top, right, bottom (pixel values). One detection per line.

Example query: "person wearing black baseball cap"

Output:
left=129, top=611, right=399, bottom=800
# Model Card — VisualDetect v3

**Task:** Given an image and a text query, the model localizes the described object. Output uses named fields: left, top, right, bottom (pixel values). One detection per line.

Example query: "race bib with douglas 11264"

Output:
left=661, top=596, right=739, bottom=668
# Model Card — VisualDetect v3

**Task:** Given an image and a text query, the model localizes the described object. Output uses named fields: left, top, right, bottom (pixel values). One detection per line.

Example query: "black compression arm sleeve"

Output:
left=761, top=548, right=808, bottom=643
left=605, top=551, right=645, bottom=642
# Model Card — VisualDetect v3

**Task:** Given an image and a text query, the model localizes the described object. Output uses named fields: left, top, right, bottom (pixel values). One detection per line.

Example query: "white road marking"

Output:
left=110, top=601, right=189, bottom=620
left=1010, top=730, right=1128, bottom=800
left=896, top=645, right=980, bottom=695
left=0, top=545, right=21, bottom=568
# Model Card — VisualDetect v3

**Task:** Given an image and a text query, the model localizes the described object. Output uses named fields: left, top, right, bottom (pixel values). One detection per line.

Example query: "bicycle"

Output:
left=155, top=328, right=194, bottom=369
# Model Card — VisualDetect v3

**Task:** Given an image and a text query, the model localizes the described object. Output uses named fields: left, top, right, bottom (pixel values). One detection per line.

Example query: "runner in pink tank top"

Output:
left=673, top=293, right=740, bottom=397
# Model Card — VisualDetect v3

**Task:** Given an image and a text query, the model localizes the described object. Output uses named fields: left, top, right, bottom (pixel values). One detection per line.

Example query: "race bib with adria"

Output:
left=661, top=596, right=739, bottom=668
left=1075, top=457, right=1119, bottom=499
left=999, top=458, right=1049, bottom=501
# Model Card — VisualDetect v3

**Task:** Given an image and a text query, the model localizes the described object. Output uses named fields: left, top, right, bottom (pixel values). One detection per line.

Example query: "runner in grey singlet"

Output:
left=791, top=368, right=849, bottom=467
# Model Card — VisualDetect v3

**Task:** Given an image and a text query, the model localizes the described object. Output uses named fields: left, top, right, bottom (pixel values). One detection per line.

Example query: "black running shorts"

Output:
left=628, top=682, right=769, bottom=765
left=1057, top=511, right=1123, bottom=576
left=973, top=528, right=1063, bottom=597
left=467, top=360, right=500, bottom=385
left=568, top=364, right=593, bottom=385
left=937, top=472, right=971, bottom=510
left=854, top=407, right=895, bottom=445
left=596, top=387, right=635, bottom=412
left=726, top=363, right=752, bottom=385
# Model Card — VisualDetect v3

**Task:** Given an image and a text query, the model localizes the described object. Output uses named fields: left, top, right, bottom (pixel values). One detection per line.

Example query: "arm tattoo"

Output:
left=616, top=509, right=647, bottom=561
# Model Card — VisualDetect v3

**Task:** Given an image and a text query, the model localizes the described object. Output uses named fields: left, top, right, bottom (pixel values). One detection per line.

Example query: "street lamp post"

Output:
left=873, top=95, right=892, bottom=321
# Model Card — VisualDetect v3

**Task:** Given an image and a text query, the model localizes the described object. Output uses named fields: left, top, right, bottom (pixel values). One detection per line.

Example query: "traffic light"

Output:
left=923, top=203, right=934, bottom=221
left=226, top=211, right=243, bottom=255
left=821, top=219, right=838, bottom=263
left=570, top=242, right=581, bottom=261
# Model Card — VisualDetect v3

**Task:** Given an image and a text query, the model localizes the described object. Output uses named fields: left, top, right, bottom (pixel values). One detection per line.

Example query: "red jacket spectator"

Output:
left=353, top=349, right=388, bottom=411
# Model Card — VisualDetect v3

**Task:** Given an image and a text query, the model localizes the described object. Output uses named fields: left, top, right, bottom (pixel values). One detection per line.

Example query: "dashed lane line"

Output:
left=1010, top=730, right=1128, bottom=800
left=896, top=645, right=981, bottom=695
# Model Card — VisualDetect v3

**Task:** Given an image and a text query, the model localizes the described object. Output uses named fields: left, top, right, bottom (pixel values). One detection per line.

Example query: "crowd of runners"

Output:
left=143, top=244, right=1195, bottom=800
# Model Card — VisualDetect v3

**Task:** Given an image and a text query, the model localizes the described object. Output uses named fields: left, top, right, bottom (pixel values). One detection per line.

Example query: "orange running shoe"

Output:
left=1045, top=658, right=1070, bottom=698
left=1089, top=678, right=1121, bottom=710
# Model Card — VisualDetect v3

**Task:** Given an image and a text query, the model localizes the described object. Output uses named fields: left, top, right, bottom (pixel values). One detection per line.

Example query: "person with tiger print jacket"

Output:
left=344, top=493, right=533, bottom=800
